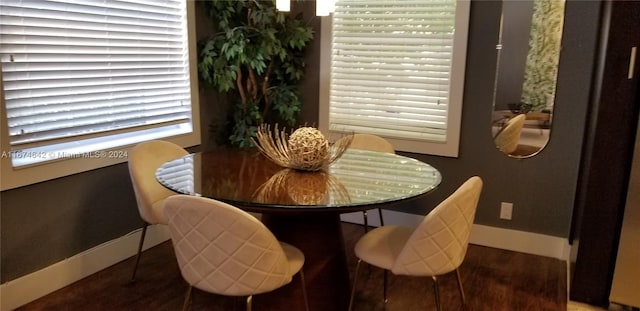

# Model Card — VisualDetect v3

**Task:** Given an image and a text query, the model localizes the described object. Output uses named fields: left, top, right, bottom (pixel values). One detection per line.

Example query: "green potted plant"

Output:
left=198, top=0, right=314, bottom=147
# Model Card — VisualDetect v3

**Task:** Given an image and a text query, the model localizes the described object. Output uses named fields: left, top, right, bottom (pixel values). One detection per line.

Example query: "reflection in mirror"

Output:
left=492, top=0, right=565, bottom=158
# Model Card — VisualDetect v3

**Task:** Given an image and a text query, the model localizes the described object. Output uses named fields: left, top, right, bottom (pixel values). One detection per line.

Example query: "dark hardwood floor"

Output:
left=17, top=223, right=567, bottom=311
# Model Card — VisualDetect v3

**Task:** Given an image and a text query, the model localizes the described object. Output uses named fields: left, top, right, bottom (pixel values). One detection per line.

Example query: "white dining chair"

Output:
left=128, top=140, right=188, bottom=281
left=348, top=176, right=483, bottom=311
left=335, top=133, right=395, bottom=232
left=164, top=194, right=309, bottom=311
left=494, top=114, right=526, bottom=154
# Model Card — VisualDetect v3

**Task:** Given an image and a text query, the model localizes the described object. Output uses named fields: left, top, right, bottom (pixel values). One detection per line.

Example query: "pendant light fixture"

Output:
left=276, top=0, right=335, bottom=16
left=276, top=0, right=290, bottom=12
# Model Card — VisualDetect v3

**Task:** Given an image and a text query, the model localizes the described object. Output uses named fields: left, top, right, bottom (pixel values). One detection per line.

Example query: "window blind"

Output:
left=0, top=0, right=192, bottom=148
left=329, top=0, right=457, bottom=142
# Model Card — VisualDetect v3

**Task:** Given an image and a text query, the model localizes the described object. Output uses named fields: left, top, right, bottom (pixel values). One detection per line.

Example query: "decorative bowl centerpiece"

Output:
left=252, top=124, right=352, bottom=171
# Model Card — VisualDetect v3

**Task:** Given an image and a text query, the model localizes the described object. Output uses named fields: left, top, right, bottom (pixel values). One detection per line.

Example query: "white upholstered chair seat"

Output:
left=164, top=194, right=309, bottom=311
left=349, top=176, right=483, bottom=311
left=494, top=113, right=526, bottom=155
left=354, top=226, right=413, bottom=270
left=150, top=199, right=169, bottom=224
left=128, top=139, right=188, bottom=280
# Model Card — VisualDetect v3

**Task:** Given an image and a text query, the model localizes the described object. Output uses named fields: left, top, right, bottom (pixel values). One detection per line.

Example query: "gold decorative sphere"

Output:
left=287, top=127, right=329, bottom=171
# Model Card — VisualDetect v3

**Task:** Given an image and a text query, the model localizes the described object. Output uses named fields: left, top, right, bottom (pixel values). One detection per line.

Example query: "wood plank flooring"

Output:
left=16, top=223, right=567, bottom=311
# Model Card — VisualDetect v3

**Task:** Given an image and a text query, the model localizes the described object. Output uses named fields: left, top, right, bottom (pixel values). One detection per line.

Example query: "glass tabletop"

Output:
left=156, top=147, right=441, bottom=212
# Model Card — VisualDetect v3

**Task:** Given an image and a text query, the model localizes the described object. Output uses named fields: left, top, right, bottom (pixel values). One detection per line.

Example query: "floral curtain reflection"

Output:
left=521, top=0, right=565, bottom=112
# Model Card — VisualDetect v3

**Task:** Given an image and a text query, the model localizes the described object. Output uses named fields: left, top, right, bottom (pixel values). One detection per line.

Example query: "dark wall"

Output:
left=0, top=164, right=139, bottom=282
left=0, top=0, right=602, bottom=284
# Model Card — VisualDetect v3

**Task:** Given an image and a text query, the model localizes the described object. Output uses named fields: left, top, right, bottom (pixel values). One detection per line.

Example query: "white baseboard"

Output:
left=469, top=224, right=571, bottom=260
left=0, top=225, right=171, bottom=311
left=341, top=210, right=571, bottom=260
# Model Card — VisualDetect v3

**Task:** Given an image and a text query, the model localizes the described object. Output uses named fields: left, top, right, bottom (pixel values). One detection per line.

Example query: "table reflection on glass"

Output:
left=156, top=148, right=441, bottom=310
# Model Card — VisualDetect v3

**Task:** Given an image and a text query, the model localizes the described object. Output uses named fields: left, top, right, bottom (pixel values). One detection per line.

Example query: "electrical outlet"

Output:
left=500, top=202, right=513, bottom=220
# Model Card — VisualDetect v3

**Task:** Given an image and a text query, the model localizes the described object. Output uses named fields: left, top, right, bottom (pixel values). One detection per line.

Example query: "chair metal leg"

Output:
left=383, top=269, right=388, bottom=303
left=455, top=268, right=466, bottom=306
left=299, top=270, right=310, bottom=311
left=348, top=259, right=363, bottom=311
left=246, top=295, right=253, bottom=311
left=182, top=285, right=193, bottom=311
left=131, top=222, right=148, bottom=281
left=362, top=210, right=369, bottom=233
left=432, top=276, right=441, bottom=311
left=363, top=209, right=385, bottom=233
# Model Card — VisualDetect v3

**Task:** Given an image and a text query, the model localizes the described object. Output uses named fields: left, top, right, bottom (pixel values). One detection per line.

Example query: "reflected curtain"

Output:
left=521, top=0, right=565, bottom=111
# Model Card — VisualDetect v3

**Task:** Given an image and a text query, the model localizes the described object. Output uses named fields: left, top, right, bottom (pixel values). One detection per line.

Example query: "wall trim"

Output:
left=2, top=211, right=571, bottom=310
left=0, top=225, right=171, bottom=311
left=341, top=210, right=571, bottom=260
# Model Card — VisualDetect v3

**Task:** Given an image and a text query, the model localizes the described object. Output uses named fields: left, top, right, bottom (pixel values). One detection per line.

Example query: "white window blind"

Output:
left=327, top=0, right=468, bottom=156
left=0, top=0, right=193, bottom=166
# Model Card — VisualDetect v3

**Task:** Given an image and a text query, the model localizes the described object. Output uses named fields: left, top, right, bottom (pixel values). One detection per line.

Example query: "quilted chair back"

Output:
left=494, top=114, right=526, bottom=154
left=129, top=140, right=188, bottom=224
left=391, top=176, right=483, bottom=276
left=164, top=195, right=293, bottom=296
left=339, top=133, right=395, bottom=153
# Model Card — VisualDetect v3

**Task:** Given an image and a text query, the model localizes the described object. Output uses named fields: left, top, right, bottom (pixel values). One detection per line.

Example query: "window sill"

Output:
left=0, top=128, right=200, bottom=191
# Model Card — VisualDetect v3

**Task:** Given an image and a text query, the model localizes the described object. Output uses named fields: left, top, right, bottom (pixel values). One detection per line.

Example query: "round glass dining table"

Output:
left=156, top=147, right=441, bottom=310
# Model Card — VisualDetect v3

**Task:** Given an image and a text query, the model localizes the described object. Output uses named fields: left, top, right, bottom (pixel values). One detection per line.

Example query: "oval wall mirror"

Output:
left=492, top=0, right=566, bottom=158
